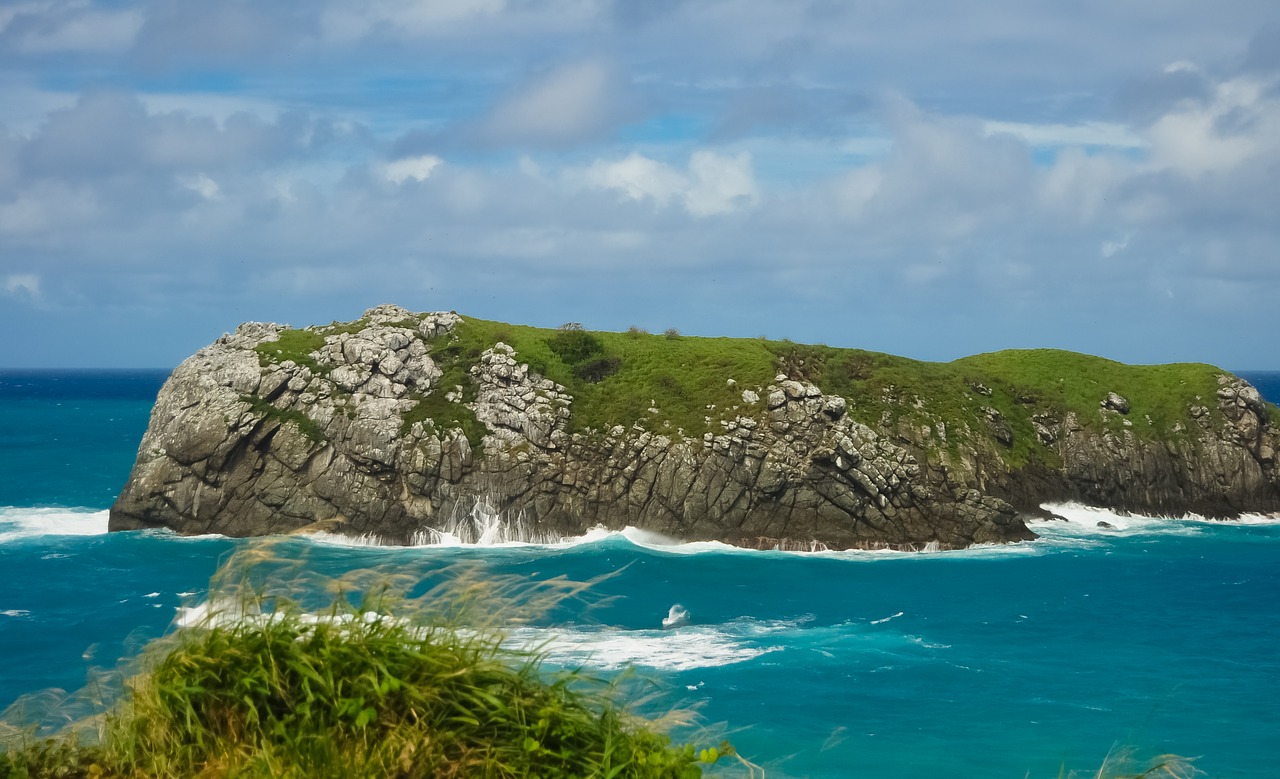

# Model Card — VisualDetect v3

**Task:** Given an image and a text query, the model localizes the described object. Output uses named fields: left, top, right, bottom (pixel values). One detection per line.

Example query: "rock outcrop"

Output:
left=953, top=376, right=1278, bottom=521
left=109, top=307, right=1280, bottom=548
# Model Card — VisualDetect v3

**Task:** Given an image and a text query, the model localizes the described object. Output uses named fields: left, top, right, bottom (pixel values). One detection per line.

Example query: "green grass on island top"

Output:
left=249, top=312, right=1256, bottom=469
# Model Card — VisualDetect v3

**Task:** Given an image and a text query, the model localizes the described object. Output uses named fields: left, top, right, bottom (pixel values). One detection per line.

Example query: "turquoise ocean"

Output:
left=2, top=369, right=1279, bottom=778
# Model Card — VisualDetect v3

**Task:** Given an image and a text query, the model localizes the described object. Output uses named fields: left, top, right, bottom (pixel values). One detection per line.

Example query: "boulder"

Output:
left=1102, top=392, right=1130, bottom=415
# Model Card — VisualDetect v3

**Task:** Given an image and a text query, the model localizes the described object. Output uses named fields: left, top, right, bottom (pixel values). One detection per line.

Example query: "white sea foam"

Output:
left=507, top=624, right=784, bottom=672
left=169, top=594, right=942, bottom=675
left=518, top=617, right=942, bottom=672
left=0, top=507, right=109, bottom=542
left=44, top=493, right=1263, bottom=559
left=174, top=598, right=254, bottom=629
left=1031, top=502, right=1280, bottom=539
left=304, top=518, right=1041, bottom=561
left=662, top=604, right=690, bottom=629
left=155, top=530, right=230, bottom=542
left=306, top=522, right=739, bottom=554
left=871, top=611, right=904, bottom=625
left=302, top=497, right=759, bottom=553
left=172, top=594, right=796, bottom=673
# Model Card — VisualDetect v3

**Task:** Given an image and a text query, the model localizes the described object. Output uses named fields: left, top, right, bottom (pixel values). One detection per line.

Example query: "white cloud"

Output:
left=483, top=60, right=622, bottom=146
left=20, top=9, right=142, bottom=53
left=685, top=150, right=759, bottom=216
left=582, top=153, right=685, bottom=206
left=581, top=150, right=759, bottom=217
left=1037, top=147, right=1128, bottom=223
left=1146, top=75, right=1280, bottom=177
left=0, top=183, right=99, bottom=234
left=1, top=2, right=142, bottom=54
left=3, top=273, right=40, bottom=299
left=2, top=19, right=1279, bottom=370
left=179, top=173, right=222, bottom=200
left=20, top=91, right=344, bottom=182
left=1163, top=60, right=1202, bottom=76
left=831, top=167, right=883, bottom=216
left=983, top=120, right=1146, bottom=149
left=138, top=93, right=283, bottom=125
left=383, top=155, right=443, bottom=184
left=321, top=0, right=505, bottom=41
left=0, top=82, right=77, bottom=134
left=1100, top=235, right=1131, bottom=258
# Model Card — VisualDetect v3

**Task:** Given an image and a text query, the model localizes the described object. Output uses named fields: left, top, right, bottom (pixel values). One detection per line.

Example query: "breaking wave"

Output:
left=8, top=499, right=1274, bottom=560
left=306, top=499, right=1279, bottom=561
left=1031, top=502, right=1280, bottom=541
left=0, top=507, right=108, bottom=543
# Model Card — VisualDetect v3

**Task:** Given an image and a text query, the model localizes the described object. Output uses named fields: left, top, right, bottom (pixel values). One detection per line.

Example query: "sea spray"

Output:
left=0, top=507, right=109, bottom=543
left=662, top=604, right=691, bottom=629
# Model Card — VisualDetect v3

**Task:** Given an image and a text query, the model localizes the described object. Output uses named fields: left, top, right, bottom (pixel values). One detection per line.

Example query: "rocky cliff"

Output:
left=109, top=306, right=1280, bottom=549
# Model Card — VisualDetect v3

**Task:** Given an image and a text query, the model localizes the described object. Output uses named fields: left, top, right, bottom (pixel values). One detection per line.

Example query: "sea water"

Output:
left=2, top=370, right=1279, bottom=778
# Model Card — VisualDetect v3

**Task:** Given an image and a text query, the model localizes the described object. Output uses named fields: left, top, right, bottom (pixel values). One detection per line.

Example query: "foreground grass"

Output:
left=1070, top=748, right=1201, bottom=779
left=0, top=542, right=1205, bottom=779
left=0, top=545, right=739, bottom=779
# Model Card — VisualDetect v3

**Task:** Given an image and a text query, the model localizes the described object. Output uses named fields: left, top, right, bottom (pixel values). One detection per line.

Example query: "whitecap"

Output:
left=662, top=604, right=690, bottom=629
left=167, top=597, right=941, bottom=674
left=1031, top=502, right=1279, bottom=539
left=507, top=624, right=783, bottom=672
left=291, top=497, right=1277, bottom=561
left=714, top=615, right=818, bottom=639
left=870, top=611, right=904, bottom=625
left=907, top=635, right=950, bottom=650
left=302, top=521, right=1046, bottom=562
left=304, top=523, right=730, bottom=553
left=0, top=507, right=108, bottom=543
left=143, top=528, right=230, bottom=541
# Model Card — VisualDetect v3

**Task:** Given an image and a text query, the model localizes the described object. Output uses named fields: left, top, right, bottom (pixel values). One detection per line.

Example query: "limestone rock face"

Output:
left=981, top=376, right=1280, bottom=519
left=1101, top=392, right=1130, bottom=415
left=470, top=343, right=572, bottom=450
left=110, top=308, right=1280, bottom=548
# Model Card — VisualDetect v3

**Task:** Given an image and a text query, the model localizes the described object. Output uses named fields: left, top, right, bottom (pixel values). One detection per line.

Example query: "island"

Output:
left=109, top=305, right=1280, bottom=549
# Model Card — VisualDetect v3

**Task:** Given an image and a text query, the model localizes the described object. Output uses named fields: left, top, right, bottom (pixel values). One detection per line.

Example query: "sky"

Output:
left=0, top=1, right=1277, bottom=369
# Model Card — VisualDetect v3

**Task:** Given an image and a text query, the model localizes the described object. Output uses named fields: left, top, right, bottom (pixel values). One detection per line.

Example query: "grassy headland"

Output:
left=0, top=545, right=737, bottom=779
left=241, top=313, right=1252, bottom=474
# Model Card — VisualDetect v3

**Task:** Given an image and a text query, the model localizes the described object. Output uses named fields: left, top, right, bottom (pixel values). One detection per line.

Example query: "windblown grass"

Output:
left=0, top=542, right=748, bottom=779
left=1061, top=746, right=1202, bottom=779
left=0, top=542, right=1207, bottom=778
